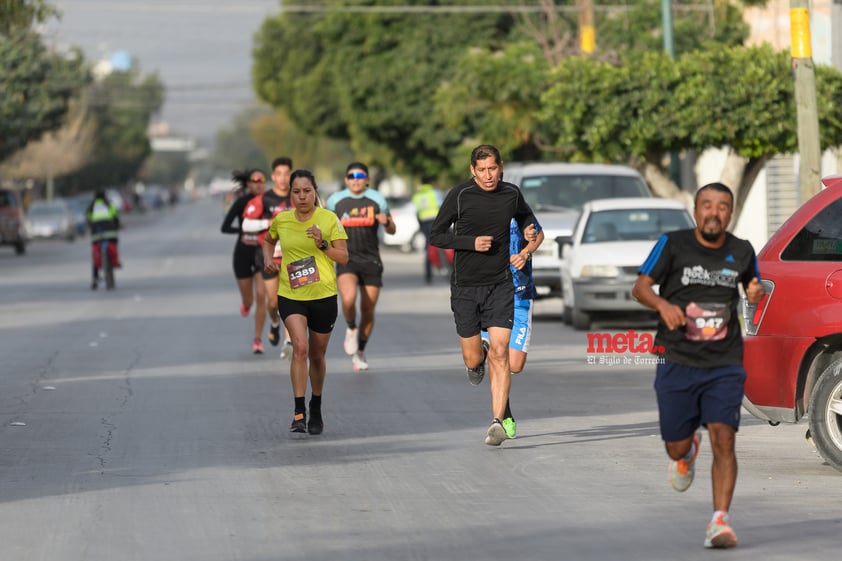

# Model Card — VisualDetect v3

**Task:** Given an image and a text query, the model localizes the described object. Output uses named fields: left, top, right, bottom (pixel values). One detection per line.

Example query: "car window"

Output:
left=28, top=203, right=66, bottom=216
left=520, top=174, right=649, bottom=211
left=781, top=197, right=842, bottom=261
left=582, top=208, right=693, bottom=243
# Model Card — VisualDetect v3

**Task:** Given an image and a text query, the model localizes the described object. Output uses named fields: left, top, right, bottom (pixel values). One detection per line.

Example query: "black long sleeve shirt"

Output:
left=430, top=178, right=535, bottom=287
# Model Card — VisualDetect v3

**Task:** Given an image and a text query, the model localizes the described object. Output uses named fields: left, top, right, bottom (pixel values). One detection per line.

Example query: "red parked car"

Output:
left=742, top=174, right=842, bottom=472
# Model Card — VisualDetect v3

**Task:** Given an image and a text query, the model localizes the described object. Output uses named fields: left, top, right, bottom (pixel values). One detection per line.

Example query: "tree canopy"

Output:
left=0, top=28, right=87, bottom=162
left=252, top=0, right=760, bottom=180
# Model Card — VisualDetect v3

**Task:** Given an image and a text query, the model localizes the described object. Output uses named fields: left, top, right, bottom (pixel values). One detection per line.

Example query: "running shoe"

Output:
left=466, top=339, right=490, bottom=385
left=290, top=412, right=306, bottom=434
left=502, top=417, right=517, bottom=439
left=344, top=327, right=358, bottom=355
left=352, top=351, right=369, bottom=371
left=485, top=418, right=508, bottom=446
left=240, top=304, right=249, bottom=317
left=307, top=411, right=324, bottom=435
left=280, top=340, right=293, bottom=361
left=704, top=512, right=738, bottom=549
left=252, top=338, right=264, bottom=354
left=669, top=431, right=701, bottom=492
left=268, top=323, right=281, bottom=346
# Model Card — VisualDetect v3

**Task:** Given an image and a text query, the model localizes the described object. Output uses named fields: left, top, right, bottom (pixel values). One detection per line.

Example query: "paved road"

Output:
left=0, top=198, right=838, bottom=561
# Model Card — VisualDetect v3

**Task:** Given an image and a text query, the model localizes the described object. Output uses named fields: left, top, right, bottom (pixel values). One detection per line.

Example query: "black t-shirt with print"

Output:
left=639, top=229, right=759, bottom=367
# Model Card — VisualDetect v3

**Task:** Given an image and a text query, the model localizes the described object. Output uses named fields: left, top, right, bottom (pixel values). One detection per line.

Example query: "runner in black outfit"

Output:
left=242, top=157, right=295, bottom=356
left=220, top=168, right=268, bottom=354
left=632, top=182, right=764, bottom=549
left=430, top=144, right=537, bottom=446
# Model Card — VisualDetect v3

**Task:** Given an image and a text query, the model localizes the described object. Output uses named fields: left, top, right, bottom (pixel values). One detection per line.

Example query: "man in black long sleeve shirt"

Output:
left=430, top=144, right=537, bottom=446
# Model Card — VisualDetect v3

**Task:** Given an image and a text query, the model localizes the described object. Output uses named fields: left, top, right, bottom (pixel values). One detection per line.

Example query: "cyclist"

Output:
left=86, top=190, right=121, bottom=290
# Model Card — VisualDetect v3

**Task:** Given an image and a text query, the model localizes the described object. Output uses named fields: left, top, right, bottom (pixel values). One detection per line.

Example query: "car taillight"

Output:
left=742, top=279, right=774, bottom=335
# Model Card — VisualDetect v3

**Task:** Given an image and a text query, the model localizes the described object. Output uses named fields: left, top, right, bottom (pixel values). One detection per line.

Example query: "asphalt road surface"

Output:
left=0, top=197, right=839, bottom=561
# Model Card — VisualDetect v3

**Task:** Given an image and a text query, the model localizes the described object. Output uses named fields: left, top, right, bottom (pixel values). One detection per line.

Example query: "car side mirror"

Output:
left=555, top=235, right=573, bottom=258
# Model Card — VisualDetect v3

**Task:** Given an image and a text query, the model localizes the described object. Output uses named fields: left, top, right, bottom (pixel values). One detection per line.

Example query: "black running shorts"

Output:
left=277, top=295, right=338, bottom=334
left=232, top=243, right=261, bottom=279
left=450, top=280, right=515, bottom=338
left=336, top=259, right=384, bottom=287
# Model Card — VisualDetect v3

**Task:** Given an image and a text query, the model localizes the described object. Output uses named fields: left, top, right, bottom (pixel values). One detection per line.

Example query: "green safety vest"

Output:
left=412, top=185, right=440, bottom=221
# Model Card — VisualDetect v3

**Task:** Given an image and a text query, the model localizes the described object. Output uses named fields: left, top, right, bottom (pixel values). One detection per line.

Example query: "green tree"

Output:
left=536, top=44, right=842, bottom=226
left=252, top=0, right=760, bottom=180
left=0, top=0, right=56, bottom=34
left=0, top=28, right=87, bottom=161
left=253, top=0, right=518, bottom=177
left=60, top=67, right=164, bottom=191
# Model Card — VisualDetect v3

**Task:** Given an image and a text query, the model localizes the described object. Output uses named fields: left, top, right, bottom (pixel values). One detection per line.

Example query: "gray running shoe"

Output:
left=466, top=339, right=490, bottom=385
left=485, top=418, right=508, bottom=446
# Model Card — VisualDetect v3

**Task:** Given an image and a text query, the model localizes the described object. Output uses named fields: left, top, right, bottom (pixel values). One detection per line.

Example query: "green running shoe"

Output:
left=502, top=417, right=517, bottom=439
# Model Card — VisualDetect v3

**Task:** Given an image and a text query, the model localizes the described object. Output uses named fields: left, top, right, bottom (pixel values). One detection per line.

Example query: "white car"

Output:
left=558, top=197, right=695, bottom=330
left=381, top=197, right=425, bottom=253
left=503, top=162, right=652, bottom=299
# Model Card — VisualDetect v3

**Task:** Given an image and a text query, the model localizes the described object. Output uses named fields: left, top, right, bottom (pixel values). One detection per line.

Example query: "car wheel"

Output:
left=808, top=358, right=842, bottom=473
left=572, top=306, right=591, bottom=331
left=562, top=304, right=572, bottom=325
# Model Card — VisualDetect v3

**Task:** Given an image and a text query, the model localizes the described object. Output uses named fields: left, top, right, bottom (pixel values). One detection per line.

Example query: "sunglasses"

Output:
left=250, top=177, right=265, bottom=183
left=346, top=171, right=368, bottom=180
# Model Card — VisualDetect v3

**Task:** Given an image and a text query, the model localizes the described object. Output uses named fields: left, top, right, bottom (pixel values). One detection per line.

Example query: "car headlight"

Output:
left=579, top=264, right=620, bottom=278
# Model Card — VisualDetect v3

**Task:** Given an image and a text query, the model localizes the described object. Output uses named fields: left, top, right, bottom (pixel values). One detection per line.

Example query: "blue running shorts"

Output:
left=654, top=361, right=746, bottom=442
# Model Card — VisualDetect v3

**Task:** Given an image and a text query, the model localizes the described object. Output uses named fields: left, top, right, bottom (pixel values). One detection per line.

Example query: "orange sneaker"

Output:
left=669, top=431, right=701, bottom=492
left=704, top=512, right=738, bottom=549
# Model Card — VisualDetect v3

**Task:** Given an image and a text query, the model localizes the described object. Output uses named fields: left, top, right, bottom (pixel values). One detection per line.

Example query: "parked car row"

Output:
left=0, top=186, right=148, bottom=255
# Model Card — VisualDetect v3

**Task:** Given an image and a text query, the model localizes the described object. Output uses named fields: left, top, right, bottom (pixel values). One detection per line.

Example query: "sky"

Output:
left=45, top=0, right=282, bottom=146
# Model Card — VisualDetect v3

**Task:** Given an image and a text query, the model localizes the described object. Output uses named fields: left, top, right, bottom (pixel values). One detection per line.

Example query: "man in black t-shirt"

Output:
left=430, top=144, right=537, bottom=447
left=632, top=182, right=764, bottom=550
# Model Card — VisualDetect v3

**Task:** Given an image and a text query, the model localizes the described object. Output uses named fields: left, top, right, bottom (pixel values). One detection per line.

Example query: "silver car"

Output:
left=25, top=199, right=77, bottom=241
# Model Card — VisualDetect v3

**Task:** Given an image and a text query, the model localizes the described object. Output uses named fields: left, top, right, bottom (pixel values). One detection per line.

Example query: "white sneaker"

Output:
left=484, top=419, right=508, bottom=446
left=343, top=327, right=358, bottom=355
left=352, top=351, right=368, bottom=371
left=280, top=340, right=293, bottom=361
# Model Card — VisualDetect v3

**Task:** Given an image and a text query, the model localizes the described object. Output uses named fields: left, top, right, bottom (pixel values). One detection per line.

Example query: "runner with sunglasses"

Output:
left=220, top=168, right=269, bottom=354
left=326, top=162, right=396, bottom=371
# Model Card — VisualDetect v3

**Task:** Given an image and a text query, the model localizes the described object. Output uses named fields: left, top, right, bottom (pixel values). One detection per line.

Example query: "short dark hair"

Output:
left=421, top=174, right=436, bottom=184
left=345, top=161, right=369, bottom=175
left=271, top=157, right=293, bottom=170
left=470, top=144, right=501, bottom=167
left=694, top=182, right=734, bottom=206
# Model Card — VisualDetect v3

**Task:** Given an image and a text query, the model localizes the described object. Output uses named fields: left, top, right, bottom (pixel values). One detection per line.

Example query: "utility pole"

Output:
left=661, top=0, right=680, bottom=186
left=578, top=0, right=595, bottom=54
left=790, top=1, right=822, bottom=201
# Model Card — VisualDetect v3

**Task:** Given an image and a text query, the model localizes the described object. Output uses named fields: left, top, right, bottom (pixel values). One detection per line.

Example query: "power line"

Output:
left=280, top=4, right=715, bottom=14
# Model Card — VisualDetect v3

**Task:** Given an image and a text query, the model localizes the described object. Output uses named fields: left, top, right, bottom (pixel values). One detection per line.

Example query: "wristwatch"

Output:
left=318, top=240, right=329, bottom=251
left=523, top=250, right=532, bottom=260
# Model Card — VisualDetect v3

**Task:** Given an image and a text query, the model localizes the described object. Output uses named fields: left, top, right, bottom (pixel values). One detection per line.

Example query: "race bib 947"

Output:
left=685, top=302, right=730, bottom=341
